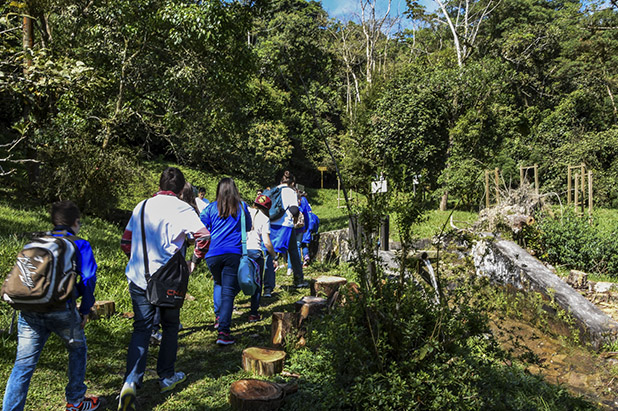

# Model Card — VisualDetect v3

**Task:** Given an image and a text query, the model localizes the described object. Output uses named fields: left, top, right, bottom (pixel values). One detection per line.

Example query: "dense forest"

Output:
left=1, top=0, right=617, bottom=216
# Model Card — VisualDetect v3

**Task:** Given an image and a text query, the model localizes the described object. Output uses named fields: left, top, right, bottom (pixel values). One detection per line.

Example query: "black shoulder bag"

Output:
left=140, top=199, right=190, bottom=308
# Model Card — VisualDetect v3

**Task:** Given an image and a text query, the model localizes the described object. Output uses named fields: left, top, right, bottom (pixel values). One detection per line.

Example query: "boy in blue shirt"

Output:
left=2, top=201, right=99, bottom=411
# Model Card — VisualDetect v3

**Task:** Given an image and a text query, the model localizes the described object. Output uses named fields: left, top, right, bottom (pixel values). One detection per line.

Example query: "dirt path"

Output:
left=491, top=317, right=618, bottom=409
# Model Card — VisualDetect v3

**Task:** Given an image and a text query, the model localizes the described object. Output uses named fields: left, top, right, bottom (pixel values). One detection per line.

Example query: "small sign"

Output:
left=371, top=178, right=387, bottom=194
left=317, top=166, right=328, bottom=172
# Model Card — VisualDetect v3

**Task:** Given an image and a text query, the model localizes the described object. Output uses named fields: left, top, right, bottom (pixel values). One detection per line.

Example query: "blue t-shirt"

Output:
left=200, top=201, right=251, bottom=257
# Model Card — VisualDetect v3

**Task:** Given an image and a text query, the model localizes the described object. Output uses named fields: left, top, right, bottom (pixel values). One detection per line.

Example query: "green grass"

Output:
left=0, top=197, right=350, bottom=409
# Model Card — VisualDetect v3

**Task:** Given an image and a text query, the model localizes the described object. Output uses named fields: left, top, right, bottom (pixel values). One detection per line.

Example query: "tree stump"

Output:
left=310, top=276, right=347, bottom=299
left=567, top=270, right=588, bottom=289
left=242, top=347, right=286, bottom=376
left=295, top=296, right=327, bottom=324
left=229, top=379, right=284, bottom=411
left=90, top=301, right=115, bottom=320
left=271, top=312, right=297, bottom=347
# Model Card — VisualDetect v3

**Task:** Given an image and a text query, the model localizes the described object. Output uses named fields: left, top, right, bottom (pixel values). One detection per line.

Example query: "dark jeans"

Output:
left=287, top=229, right=304, bottom=284
left=248, top=249, right=264, bottom=315
left=3, top=307, right=87, bottom=410
left=206, top=253, right=240, bottom=334
left=124, top=282, right=180, bottom=386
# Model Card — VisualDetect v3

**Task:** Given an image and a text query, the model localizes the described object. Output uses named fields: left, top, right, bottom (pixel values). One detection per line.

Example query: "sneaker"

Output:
left=248, top=314, right=261, bottom=322
left=263, top=290, right=272, bottom=298
left=295, top=282, right=309, bottom=288
left=66, top=397, right=101, bottom=411
left=150, top=331, right=162, bottom=345
left=117, top=382, right=136, bottom=411
left=216, top=332, right=236, bottom=345
left=213, top=316, right=219, bottom=329
left=286, top=268, right=293, bottom=276
left=160, top=371, right=187, bottom=393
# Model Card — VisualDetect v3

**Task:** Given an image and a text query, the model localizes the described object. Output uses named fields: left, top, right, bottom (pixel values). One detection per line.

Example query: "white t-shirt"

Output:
left=196, top=197, right=209, bottom=213
left=272, top=184, right=298, bottom=228
left=247, top=208, right=270, bottom=251
left=124, top=194, right=205, bottom=289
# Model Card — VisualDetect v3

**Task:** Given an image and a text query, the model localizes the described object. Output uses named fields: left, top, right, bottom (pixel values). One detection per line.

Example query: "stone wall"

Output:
left=473, top=238, right=618, bottom=350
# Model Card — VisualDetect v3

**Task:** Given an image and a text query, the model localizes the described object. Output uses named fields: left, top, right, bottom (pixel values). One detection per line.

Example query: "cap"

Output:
left=254, top=194, right=272, bottom=210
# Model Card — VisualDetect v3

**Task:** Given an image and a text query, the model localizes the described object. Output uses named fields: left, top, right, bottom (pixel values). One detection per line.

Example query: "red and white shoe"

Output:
left=66, top=396, right=101, bottom=411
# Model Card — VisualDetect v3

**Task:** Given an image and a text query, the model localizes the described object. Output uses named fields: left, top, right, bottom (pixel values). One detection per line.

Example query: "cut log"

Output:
left=310, top=275, right=347, bottom=299
left=242, top=347, right=286, bottom=376
left=229, top=379, right=284, bottom=411
left=295, top=296, right=327, bottom=323
left=271, top=312, right=297, bottom=347
left=90, top=301, right=115, bottom=320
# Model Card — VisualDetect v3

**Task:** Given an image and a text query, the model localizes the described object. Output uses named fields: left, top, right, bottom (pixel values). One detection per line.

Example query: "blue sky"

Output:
left=320, top=0, right=436, bottom=33
left=321, top=0, right=435, bottom=19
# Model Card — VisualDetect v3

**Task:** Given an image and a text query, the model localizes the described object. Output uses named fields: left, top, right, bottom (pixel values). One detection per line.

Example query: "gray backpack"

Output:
left=2, top=234, right=78, bottom=312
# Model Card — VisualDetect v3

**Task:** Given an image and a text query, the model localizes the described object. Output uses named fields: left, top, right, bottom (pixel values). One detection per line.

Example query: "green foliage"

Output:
left=286, top=276, right=594, bottom=410
left=524, top=208, right=618, bottom=278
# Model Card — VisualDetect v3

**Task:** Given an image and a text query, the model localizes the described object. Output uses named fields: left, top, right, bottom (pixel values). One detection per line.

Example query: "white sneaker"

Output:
left=160, top=371, right=186, bottom=393
left=286, top=268, right=293, bottom=276
left=118, top=382, right=136, bottom=411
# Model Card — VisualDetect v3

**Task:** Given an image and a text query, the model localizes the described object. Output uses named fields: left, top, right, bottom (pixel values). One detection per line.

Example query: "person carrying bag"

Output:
left=117, top=167, right=210, bottom=411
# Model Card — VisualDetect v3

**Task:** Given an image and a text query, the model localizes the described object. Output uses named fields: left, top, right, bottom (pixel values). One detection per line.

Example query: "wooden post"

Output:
left=581, top=164, right=586, bottom=214
left=574, top=173, right=579, bottom=212
left=485, top=170, right=490, bottom=209
left=534, top=164, right=539, bottom=196
left=494, top=168, right=500, bottom=205
left=588, top=171, right=593, bottom=216
left=520, top=165, right=524, bottom=185
left=318, top=166, right=327, bottom=189
left=567, top=167, right=572, bottom=205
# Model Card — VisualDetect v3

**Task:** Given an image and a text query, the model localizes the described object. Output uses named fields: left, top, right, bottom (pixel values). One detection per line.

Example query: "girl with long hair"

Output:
left=199, top=178, right=251, bottom=345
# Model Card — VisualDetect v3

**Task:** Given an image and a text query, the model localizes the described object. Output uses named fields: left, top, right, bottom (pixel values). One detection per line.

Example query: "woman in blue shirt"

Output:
left=200, top=178, right=251, bottom=345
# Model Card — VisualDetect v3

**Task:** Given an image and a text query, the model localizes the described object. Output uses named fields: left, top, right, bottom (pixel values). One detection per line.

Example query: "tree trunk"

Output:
left=229, top=379, right=285, bottom=411
left=271, top=312, right=297, bottom=347
left=310, top=276, right=347, bottom=299
left=242, top=347, right=286, bottom=376
left=23, top=15, right=34, bottom=73
left=294, top=296, right=327, bottom=324
left=440, top=191, right=448, bottom=211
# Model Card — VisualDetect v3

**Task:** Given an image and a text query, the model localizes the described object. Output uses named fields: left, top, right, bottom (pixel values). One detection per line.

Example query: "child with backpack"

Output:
left=2, top=201, right=100, bottom=411
left=262, top=171, right=307, bottom=294
left=246, top=194, right=277, bottom=321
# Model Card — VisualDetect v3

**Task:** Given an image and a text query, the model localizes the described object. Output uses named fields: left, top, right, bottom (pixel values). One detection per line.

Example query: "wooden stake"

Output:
left=494, top=168, right=500, bottom=205
left=581, top=164, right=586, bottom=214
left=588, top=171, right=593, bottom=216
left=567, top=167, right=572, bottom=205
left=520, top=166, right=524, bottom=185
left=574, top=173, right=579, bottom=212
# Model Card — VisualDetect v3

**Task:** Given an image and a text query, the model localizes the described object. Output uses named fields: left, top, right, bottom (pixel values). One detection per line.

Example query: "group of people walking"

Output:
left=2, top=167, right=319, bottom=411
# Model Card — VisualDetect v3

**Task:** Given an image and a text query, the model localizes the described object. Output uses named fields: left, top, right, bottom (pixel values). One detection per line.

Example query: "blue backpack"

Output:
left=308, top=212, right=320, bottom=234
left=262, top=186, right=286, bottom=221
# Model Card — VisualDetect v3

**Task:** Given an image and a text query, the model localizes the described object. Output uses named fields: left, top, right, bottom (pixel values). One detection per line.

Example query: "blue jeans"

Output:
left=263, top=246, right=275, bottom=294
left=3, top=307, right=87, bottom=410
left=248, top=249, right=264, bottom=315
left=288, top=230, right=307, bottom=269
left=206, top=253, right=240, bottom=334
left=124, top=282, right=180, bottom=387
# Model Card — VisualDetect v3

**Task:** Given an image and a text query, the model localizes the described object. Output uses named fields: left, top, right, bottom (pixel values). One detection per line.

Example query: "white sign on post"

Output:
left=371, top=178, right=387, bottom=194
